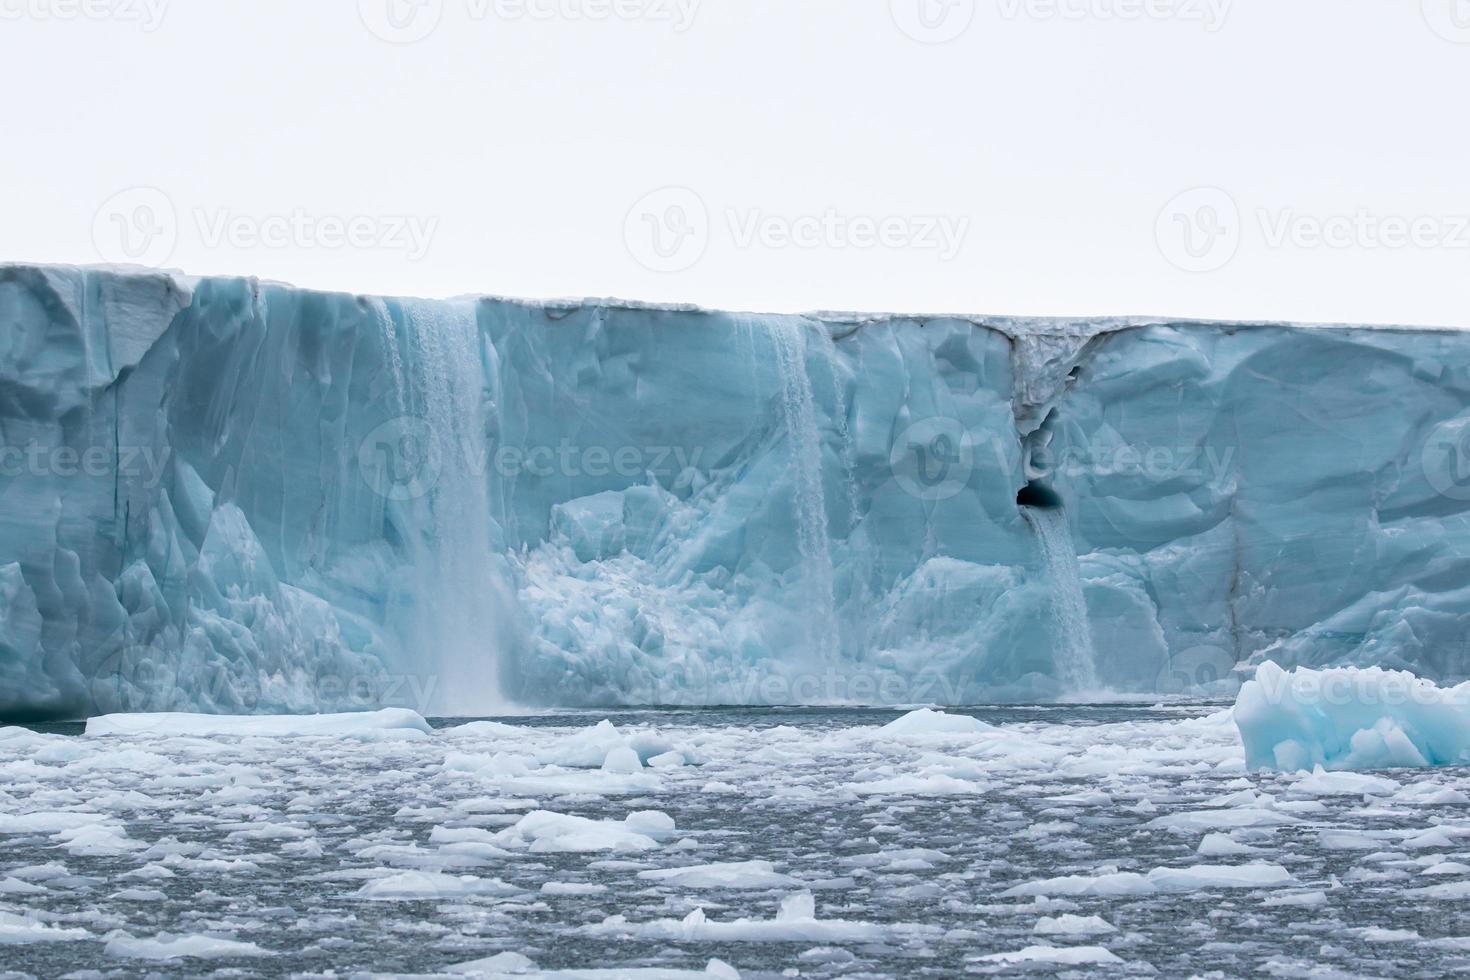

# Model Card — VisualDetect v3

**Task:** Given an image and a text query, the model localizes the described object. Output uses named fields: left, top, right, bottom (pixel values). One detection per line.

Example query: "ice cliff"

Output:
left=2, top=264, right=1468, bottom=718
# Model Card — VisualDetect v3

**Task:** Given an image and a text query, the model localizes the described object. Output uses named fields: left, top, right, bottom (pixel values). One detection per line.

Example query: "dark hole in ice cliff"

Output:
left=1017, top=480, right=1063, bottom=510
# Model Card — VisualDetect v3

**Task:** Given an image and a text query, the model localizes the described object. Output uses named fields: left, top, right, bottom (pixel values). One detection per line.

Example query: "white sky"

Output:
left=3, top=0, right=1469, bottom=326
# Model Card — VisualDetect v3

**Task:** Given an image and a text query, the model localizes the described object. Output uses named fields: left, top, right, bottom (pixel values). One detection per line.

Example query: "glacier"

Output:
left=2, top=262, right=1470, bottom=718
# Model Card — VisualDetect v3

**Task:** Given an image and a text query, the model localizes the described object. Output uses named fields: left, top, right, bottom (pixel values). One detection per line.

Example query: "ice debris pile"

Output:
left=4, top=263, right=1470, bottom=716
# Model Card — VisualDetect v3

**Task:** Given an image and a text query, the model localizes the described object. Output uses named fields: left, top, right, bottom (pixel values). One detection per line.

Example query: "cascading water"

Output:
left=769, top=321, right=839, bottom=664
left=1023, top=503, right=1100, bottom=694
left=371, top=297, right=408, bottom=412
left=400, top=300, right=518, bottom=714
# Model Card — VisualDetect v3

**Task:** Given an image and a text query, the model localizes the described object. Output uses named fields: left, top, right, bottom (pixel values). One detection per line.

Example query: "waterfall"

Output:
left=400, top=300, right=515, bottom=715
left=371, top=297, right=408, bottom=413
left=812, top=326, right=859, bottom=533
left=769, top=321, right=839, bottom=663
left=1024, top=505, right=1099, bottom=694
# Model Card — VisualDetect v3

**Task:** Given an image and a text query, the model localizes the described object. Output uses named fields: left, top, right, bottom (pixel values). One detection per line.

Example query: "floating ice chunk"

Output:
left=537, top=720, right=680, bottom=769
left=1197, top=833, right=1259, bottom=857
left=0, top=911, right=91, bottom=944
left=1033, top=914, right=1116, bottom=936
left=103, top=932, right=270, bottom=959
left=442, top=720, right=528, bottom=738
left=541, top=881, right=608, bottom=895
left=85, top=709, right=432, bottom=738
left=1355, top=927, right=1421, bottom=943
left=494, top=810, right=674, bottom=853
left=0, top=877, right=47, bottom=895
left=1411, top=880, right=1470, bottom=900
left=877, top=709, right=993, bottom=736
left=847, top=773, right=987, bottom=796
left=1291, top=767, right=1399, bottom=797
left=602, top=746, right=644, bottom=773
left=638, top=861, right=801, bottom=889
left=1234, top=662, right=1470, bottom=771
left=52, top=823, right=143, bottom=857
left=1263, top=890, right=1328, bottom=907
left=356, top=871, right=522, bottom=900
left=838, top=848, right=951, bottom=869
left=1002, top=863, right=1295, bottom=897
left=0, top=811, right=110, bottom=834
left=980, top=945, right=1123, bottom=965
left=1146, top=863, right=1296, bottom=892
left=585, top=891, right=940, bottom=943
left=447, top=951, right=740, bottom=979
left=447, top=950, right=537, bottom=975
left=1145, top=808, right=1299, bottom=833
left=111, top=888, right=167, bottom=902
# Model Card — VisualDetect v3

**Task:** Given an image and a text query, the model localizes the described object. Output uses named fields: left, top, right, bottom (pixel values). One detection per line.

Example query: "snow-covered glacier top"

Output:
left=2, top=262, right=1468, bottom=719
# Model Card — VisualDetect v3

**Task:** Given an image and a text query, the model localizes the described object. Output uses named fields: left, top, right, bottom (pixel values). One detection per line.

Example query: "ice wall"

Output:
left=2, top=263, right=1468, bottom=717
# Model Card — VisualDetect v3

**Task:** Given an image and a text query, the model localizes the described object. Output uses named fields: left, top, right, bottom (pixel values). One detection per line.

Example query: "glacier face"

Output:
left=1, top=263, right=1468, bottom=718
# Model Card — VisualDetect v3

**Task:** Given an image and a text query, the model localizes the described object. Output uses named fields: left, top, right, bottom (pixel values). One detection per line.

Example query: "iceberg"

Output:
left=1234, top=661, right=1470, bottom=771
left=3, top=262, right=1470, bottom=717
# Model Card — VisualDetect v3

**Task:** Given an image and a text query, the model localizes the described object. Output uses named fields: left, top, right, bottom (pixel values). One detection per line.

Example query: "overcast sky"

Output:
left=3, top=0, right=1468, bottom=326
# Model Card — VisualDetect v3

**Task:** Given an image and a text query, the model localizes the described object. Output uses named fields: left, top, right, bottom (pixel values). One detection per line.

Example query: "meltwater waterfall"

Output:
left=400, top=301, right=518, bottom=714
left=1024, top=505, right=1100, bottom=694
left=769, top=321, right=840, bottom=666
